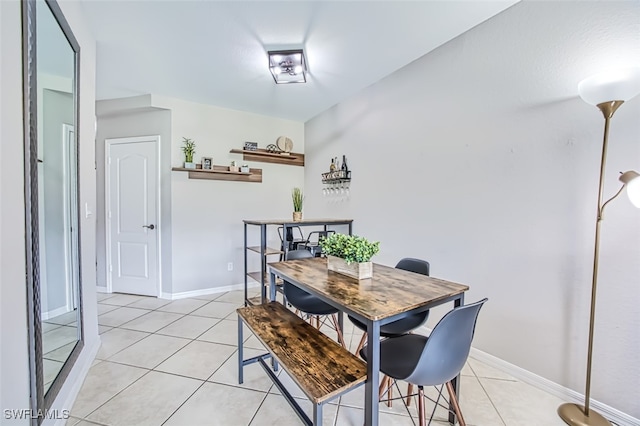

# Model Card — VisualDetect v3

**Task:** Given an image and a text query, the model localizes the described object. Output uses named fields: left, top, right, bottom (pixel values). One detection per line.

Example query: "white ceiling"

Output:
left=80, top=0, right=518, bottom=122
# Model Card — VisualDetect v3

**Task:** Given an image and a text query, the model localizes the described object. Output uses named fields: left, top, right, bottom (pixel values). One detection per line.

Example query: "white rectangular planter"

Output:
left=327, top=255, right=372, bottom=279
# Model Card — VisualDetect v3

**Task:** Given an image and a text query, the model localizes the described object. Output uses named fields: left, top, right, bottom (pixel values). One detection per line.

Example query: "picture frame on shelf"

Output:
left=244, top=141, right=258, bottom=151
left=202, top=157, right=213, bottom=170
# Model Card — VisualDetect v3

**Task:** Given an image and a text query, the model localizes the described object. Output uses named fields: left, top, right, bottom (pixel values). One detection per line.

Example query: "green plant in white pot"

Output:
left=181, top=137, right=196, bottom=169
left=292, top=187, right=303, bottom=222
left=319, top=233, right=380, bottom=279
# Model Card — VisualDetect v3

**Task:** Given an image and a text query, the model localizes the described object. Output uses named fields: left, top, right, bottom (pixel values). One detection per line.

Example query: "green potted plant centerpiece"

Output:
left=319, top=233, right=380, bottom=279
left=181, top=137, right=196, bottom=169
left=292, top=187, right=303, bottom=222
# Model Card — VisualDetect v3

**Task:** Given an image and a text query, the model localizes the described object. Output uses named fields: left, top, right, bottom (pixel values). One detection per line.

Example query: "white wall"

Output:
left=156, top=96, right=306, bottom=295
left=0, top=1, right=31, bottom=419
left=0, top=0, right=99, bottom=421
left=96, top=96, right=305, bottom=296
left=305, top=0, right=640, bottom=419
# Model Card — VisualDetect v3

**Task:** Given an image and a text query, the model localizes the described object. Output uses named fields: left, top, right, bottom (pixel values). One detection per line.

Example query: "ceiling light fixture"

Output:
left=268, top=49, right=307, bottom=84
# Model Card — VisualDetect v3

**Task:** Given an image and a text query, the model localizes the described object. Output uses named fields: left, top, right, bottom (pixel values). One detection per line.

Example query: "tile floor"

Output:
left=66, top=290, right=570, bottom=426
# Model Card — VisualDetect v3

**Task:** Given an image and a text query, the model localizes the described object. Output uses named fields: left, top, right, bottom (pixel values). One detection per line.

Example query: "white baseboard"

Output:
left=98, top=282, right=260, bottom=300
left=41, top=305, right=69, bottom=321
left=469, top=348, right=639, bottom=426
left=49, top=337, right=101, bottom=426
left=160, top=282, right=259, bottom=300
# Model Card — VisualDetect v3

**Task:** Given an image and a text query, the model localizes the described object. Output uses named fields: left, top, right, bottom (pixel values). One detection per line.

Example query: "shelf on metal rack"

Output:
left=247, top=246, right=283, bottom=255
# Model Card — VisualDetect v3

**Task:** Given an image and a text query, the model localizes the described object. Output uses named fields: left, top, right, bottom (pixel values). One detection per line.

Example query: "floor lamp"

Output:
left=558, top=67, right=640, bottom=426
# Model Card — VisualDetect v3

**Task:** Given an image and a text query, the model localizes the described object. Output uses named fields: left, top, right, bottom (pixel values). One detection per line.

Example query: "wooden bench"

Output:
left=237, top=302, right=367, bottom=425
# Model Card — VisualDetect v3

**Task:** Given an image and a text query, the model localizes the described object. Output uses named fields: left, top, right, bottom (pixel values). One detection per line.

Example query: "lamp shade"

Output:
left=578, top=67, right=640, bottom=106
left=620, top=170, right=640, bottom=208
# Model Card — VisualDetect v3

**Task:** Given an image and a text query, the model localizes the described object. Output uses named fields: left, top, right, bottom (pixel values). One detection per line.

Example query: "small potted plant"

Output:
left=319, top=233, right=380, bottom=279
left=181, top=137, right=196, bottom=169
left=292, top=187, right=303, bottom=222
left=229, top=160, right=239, bottom=172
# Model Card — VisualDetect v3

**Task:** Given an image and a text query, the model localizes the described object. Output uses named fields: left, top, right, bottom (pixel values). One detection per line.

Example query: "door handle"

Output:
left=143, top=224, right=155, bottom=230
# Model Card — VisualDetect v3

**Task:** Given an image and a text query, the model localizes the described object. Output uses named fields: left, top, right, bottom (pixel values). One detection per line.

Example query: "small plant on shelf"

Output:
left=319, top=233, right=380, bottom=265
left=181, top=137, right=196, bottom=168
left=292, top=187, right=303, bottom=222
left=292, top=188, right=304, bottom=212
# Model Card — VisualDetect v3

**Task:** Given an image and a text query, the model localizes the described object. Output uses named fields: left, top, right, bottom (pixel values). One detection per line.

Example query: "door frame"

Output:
left=62, top=123, right=78, bottom=312
left=105, top=135, right=161, bottom=297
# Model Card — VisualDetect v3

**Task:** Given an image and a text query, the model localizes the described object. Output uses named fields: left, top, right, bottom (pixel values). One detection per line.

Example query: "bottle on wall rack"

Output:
left=330, top=158, right=336, bottom=172
left=341, top=155, right=348, bottom=172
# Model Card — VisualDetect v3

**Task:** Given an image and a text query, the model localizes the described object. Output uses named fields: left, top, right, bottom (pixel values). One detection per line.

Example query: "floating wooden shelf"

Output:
left=230, top=149, right=305, bottom=167
left=172, top=165, right=262, bottom=183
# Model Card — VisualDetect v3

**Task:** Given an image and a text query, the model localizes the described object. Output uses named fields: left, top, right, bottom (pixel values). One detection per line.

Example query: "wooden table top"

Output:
left=244, top=218, right=353, bottom=225
left=268, top=257, right=469, bottom=322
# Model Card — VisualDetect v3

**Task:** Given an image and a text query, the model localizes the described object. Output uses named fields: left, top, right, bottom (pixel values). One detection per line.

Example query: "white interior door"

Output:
left=106, top=136, right=160, bottom=296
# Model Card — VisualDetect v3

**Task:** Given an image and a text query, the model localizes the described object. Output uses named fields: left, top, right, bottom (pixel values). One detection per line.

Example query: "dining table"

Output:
left=267, top=257, right=469, bottom=426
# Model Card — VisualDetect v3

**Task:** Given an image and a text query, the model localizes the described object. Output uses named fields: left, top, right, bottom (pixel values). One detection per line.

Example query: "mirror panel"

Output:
left=23, top=0, right=83, bottom=421
left=36, top=0, right=80, bottom=395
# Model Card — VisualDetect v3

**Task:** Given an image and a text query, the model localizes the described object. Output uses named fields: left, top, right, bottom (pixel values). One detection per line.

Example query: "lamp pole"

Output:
left=558, top=101, right=622, bottom=426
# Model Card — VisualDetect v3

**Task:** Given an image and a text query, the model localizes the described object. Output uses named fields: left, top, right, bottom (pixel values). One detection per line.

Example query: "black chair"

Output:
left=283, top=249, right=346, bottom=348
left=360, top=299, right=487, bottom=426
left=350, top=258, right=431, bottom=354
left=301, top=230, right=335, bottom=257
left=277, top=226, right=306, bottom=260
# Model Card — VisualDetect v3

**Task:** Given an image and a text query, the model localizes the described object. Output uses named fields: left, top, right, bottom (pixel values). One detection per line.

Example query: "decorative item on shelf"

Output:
left=319, top=233, right=380, bottom=280
left=244, top=141, right=258, bottom=151
left=202, top=157, right=213, bottom=170
left=292, top=187, right=303, bottom=222
left=276, top=136, right=293, bottom=155
left=240, top=164, right=250, bottom=173
left=229, top=160, right=239, bottom=172
left=181, top=137, right=196, bottom=169
left=556, top=67, right=640, bottom=426
left=266, top=144, right=279, bottom=153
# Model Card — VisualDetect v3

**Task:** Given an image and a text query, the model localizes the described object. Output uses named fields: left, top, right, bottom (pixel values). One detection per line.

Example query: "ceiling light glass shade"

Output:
left=578, top=67, right=640, bottom=105
left=268, top=49, right=307, bottom=84
left=620, top=170, right=640, bottom=208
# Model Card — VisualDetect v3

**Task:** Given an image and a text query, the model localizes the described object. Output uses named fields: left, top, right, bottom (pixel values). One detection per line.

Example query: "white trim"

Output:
left=105, top=135, right=161, bottom=297
left=468, top=348, right=639, bottom=426
left=160, top=282, right=258, bottom=300
left=96, top=286, right=108, bottom=293
left=41, top=305, right=69, bottom=321
left=62, top=123, right=78, bottom=314
left=414, top=324, right=638, bottom=426
left=50, top=337, right=101, bottom=426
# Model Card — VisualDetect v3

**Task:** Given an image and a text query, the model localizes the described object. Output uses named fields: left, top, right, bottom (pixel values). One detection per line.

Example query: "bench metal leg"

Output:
left=313, top=403, right=323, bottom=426
left=238, top=314, right=244, bottom=384
left=258, top=358, right=312, bottom=426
